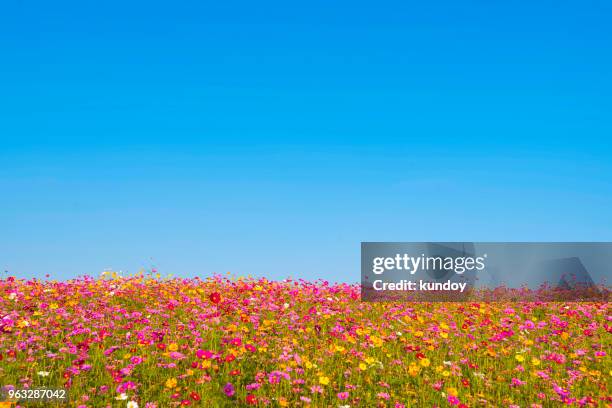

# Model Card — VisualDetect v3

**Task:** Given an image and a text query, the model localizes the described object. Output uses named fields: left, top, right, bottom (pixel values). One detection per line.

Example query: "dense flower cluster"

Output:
left=0, top=274, right=610, bottom=407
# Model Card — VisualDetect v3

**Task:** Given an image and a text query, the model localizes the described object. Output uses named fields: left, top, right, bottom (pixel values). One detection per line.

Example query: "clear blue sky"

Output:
left=1, top=0, right=611, bottom=282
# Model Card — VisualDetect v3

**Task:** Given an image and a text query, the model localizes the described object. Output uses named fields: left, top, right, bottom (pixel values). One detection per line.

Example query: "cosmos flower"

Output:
left=0, top=274, right=607, bottom=406
left=209, top=292, right=221, bottom=304
left=337, top=391, right=349, bottom=400
left=223, top=382, right=235, bottom=397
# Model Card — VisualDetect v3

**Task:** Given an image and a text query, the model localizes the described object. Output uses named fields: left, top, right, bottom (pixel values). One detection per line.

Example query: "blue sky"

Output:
left=1, top=0, right=611, bottom=282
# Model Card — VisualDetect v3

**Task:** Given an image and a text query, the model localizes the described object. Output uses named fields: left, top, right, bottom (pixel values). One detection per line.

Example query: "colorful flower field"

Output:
left=1, top=274, right=610, bottom=407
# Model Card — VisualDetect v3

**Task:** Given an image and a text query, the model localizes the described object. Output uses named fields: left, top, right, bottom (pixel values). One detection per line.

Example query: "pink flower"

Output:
left=246, top=383, right=261, bottom=391
left=553, top=384, right=570, bottom=398
left=310, top=385, right=323, bottom=394
left=377, top=392, right=390, bottom=400
left=169, top=352, right=185, bottom=360
left=448, top=395, right=460, bottom=405
left=337, top=391, right=349, bottom=400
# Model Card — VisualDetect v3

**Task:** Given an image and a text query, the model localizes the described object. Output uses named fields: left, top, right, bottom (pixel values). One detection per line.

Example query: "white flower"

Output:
left=116, top=393, right=128, bottom=401
left=8, top=293, right=16, bottom=300
left=37, top=371, right=50, bottom=377
left=127, top=401, right=139, bottom=408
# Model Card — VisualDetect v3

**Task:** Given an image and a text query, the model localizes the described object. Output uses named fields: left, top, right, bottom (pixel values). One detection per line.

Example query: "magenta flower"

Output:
left=447, top=395, right=460, bottom=405
left=196, top=349, right=213, bottom=359
left=553, top=384, right=570, bottom=398
left=223, top=382, right=235, bottom=397
left=337, top=391, right=349, bottom=400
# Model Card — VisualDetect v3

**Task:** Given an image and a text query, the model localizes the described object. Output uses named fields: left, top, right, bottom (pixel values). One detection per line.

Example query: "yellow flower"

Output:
left=168, top=343, right=179, bottom=352
left=420, top=358, right=430, bottom=367
left=515, top=354, right=525, bottom=363
left=17, top=320, right=30, bottom=328
left=165, top=378, right=177, bottom=389
left=447, top=387, right=458, bottom=396
left=531, top=358, right=540, bottom=366
left=318, top=376, right=330, bottom=386
left=370, top=336, right=383, bottom=347
left=359, top=363, right=367, bottom=371
left=408, top=363, right=420, bottom=376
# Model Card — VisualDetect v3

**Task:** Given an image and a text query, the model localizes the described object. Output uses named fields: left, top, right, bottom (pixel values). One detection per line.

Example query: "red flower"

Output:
left=190, top=391, right=201, bottom=401
left=209, top=292, right=221, bottom=304
left=157, top=343, right=166, bottom=350
left=246, top=394, right=257, bottom=405
left=225, top=354, right=236, bottom=363
left=181, top=399, right=192, bottom=405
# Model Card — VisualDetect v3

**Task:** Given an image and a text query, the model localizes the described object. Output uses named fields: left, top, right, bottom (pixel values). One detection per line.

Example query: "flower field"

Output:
left=0, top=274, right=610, bottom=407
